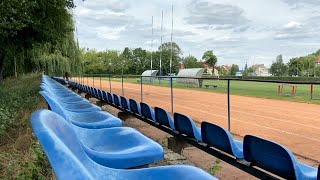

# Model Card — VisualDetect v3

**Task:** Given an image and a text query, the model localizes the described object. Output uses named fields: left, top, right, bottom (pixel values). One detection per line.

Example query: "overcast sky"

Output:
left=73, top=0, right=320, bottom=68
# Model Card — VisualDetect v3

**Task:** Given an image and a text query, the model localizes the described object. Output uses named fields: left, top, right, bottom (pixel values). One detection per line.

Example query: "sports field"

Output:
left=80, top=77, right=320, bottom=163
left=97, top=77, right=320, bottom=104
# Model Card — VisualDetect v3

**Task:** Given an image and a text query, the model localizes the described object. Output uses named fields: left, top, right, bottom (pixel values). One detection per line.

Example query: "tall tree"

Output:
left=154, top=42, right=181, bottom=75
left=269, top=54, right=288, bottom=76
left=0, top=0, right=77, bottom=81
left=202, top=50, right=217, bottom=68
left=183, top=55, right=202, bottom=68
left=230, top=64, right=239, bottom=76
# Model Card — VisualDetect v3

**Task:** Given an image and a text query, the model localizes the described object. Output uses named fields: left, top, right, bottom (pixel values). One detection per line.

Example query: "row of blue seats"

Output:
left=32, top=75, right=216, bottom=179
left=68, top=80, right=320, bottom=180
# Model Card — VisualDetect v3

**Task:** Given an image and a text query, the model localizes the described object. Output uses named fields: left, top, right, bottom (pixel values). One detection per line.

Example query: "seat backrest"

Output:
left=129, top=99, right=141, bottom=114
left=201, top=121, right=234, bottom=155
left=39, top=91, right=71, bottom=123
left=31, top=110, right=102, bottom=179
left=154, top=107, right=175, bottom=129
left=107, top=92, right=114, bottom=103
left=93, top=88, right=98, bottom=97
left=120, top=96, right=130, bottom=110
left=243, top=135, right=296, bottom=179
left=113, top=94, right=121, bottom=106
left=174, top=113, right=201, bottom=140
left=98, top=90, right=103, bottom=99
left=102, top=91, right=108, bottom=101
left=140, top=102, right=155, bottom=121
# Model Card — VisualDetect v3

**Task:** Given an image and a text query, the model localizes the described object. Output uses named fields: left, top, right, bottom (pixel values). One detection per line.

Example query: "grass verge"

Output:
left=0, top=73, right=52, bottom=179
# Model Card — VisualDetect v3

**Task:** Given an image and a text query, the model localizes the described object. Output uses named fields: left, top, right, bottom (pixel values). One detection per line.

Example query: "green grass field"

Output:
left=96, top=76, right=320, bottom=104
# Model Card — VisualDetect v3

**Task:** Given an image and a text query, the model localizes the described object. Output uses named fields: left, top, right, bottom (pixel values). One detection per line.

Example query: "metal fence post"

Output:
left=122, top=75, right=124, bottom=96
left=227, top=79, right=231, bottom=131
left=109, top=75, right=112, bottom=93
left=170, top=76, right=174, bottom=113
left=140, top=76, right=143, bottom=102
left=100, top=74, right=102, bottom=89
left=86, top=75, right=88, bottom=85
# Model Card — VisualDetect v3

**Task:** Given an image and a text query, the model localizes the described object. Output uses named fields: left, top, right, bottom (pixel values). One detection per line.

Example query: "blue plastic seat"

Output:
left=102, top=91, right=108, bottom=101
left=32, top=105, right=163, bottom=169
left=140, top=102, right=156, bottom=121
left=40, top=84, right=89, bottom=104
left=113, top=94, right=121, bottom=106
left=41, top=87, right=101, bottom=112
left=120, top=96, right=130, bottom=110
left=107, top=92, right=114, bottom=104
left=201, top=121, right=243, bottom=159
left=244, top=135, right=318, bottom=179
left=174, top=113, right=202, bottom=141
left=129, top=99, right=141, bottom=114
left=98, top=89, right=103, bottom=99
left=73, top=125, right=164, bottom=168
left=31, top=110, right=216, bottom=180
left=154, top=107, right=175, bottom=129
left=40, top=91, right=122, bottom=129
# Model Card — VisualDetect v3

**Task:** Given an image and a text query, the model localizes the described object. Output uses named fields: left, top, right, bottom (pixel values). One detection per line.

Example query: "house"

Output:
left=315, top=57, right=320, bottom=66
left=202, top=63, right=219, bottom=76
left=251, top=64, right=272, bottom=76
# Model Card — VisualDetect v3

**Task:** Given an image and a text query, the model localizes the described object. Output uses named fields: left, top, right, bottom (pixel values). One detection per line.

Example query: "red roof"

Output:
left=316, top=57, right=320, bottom=63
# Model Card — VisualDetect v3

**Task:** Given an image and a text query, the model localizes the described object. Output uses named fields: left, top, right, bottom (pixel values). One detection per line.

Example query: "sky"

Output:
left=73, top=0, right=320, bottom=68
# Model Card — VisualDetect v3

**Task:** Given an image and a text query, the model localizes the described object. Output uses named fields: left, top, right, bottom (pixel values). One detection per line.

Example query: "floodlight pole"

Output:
left=150, top=16, right=154, bottom=84
left=159, top=10, right=163, bottom=85
left=170, top=5, right=174, bottom=113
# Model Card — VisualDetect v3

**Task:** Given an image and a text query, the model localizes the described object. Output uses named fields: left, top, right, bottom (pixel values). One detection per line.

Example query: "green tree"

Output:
left=269, top=54, right=288, bottom=76
left=287, top=57, right=303, bottom=76
left=230, top=64, right=239, bottom=76
left=0, top=0, right=78, bottom=81
left=183, top=55, right=202, bottom=68
left=154, top=42, right=181, bottom=75
left=202, top=50, right=217, bottom=68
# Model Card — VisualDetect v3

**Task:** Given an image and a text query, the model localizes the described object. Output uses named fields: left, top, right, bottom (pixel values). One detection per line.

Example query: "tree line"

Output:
left=270, top=50, right=320, bottom=77
left=0, top=0, right=81, bottom=82
left=81, top=42, right=219, bottom=75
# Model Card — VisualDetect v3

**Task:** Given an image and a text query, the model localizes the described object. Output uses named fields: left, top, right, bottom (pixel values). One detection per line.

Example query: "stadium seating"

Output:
left=201, top=121, right=244, bottom=159
left=113, top=94, right=121, bottom=107
left=102, top=91, right=108, bottom=101
left=107, top=92, right=114, bottom=104
left=154, top=107, right=175, bottom=129
left=40, top=91, right=122, bottom=129
left=31, top=110, right=216, bottom=180
left=63, top=77, right=320, bottom=179
left=120, top=96, right=130, bottom=111
left=41, top=78, right=165, bottom=168
left=140, top=102, right=156, bottom=121
left=129, top=99, right=141, bottom=114
left=40, top=85, right=101, bottom=112
left=71, top=118, right=164, bottom=168
left=244, top=135, right=318, bottom=179
left=174, top=113, right=202, bottom=141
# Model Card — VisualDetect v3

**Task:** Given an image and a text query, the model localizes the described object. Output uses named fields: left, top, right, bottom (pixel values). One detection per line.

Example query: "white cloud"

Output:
left=73, top=0, right=320, bottom=67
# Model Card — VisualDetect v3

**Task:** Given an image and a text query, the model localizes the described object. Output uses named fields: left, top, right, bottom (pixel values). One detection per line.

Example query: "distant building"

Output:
left=235, top=71, right=243, bottom=77
left=202, top=63, right=219, bottom=76
left=179, top=63, right=185, bottom=70
left=315, top=57, right=320, bottom=66
left=251, top=64, right=272, bottom=76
